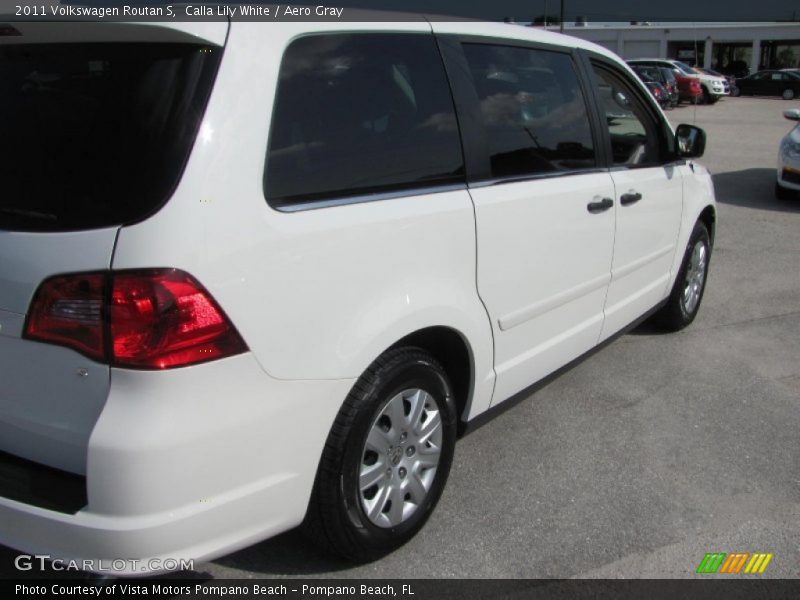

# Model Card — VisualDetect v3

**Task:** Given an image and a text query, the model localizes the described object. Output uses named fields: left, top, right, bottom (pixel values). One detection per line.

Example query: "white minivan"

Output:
left=0, top=17, right=715, bottom=573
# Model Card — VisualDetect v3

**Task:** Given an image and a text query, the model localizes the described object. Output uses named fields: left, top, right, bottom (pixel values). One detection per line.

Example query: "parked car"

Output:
left=0, top=19, right=716, bottom=573
left=656, top=66, right=681, bottom=107
left=690, top=67, right=730, bottom=103
left=637, top=73, right=670, bottom=108
left=632, top=65, right=679, bottom=108
left=776, top=108, right=800, bottom=199
left=698, top=67, right=737, bottom=95
left=628, top=59, right=703, bottom=104
left=734, top=70, right=800, bottom=100
left=719, top=60, right=750, bottom=79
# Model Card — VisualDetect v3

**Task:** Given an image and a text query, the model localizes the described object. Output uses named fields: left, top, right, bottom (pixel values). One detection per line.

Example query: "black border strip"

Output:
left=460, top=299, right=667, bottom=436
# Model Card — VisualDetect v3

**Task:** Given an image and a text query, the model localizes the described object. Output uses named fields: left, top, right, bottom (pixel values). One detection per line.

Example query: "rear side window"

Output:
left=0, top=43, right=220, bottom=232
left=461, top=44, right=596, bottom=179
left=265, top=34, right=464, bottom=208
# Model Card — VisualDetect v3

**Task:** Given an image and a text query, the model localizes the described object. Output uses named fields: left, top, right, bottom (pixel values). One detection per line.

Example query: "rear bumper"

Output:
left=0, top=354, right=354, bottom=575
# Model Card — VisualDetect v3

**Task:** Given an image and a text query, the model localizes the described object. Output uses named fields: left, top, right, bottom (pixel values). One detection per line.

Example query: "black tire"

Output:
left=732, top=87, right=741, bottom=97
left=783, top=88, right=796, bottom=101
left=701, top=86, right=711, bottom=104
left=653, top=221, right=711, bottom=332
left=302, top=346, right=457, bottom=561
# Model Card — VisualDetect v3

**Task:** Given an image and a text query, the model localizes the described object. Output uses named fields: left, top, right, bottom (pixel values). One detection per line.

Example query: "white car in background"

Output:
left=776, top=108, right=800, bottom=199
left=691, top=66, right=730, bottom=103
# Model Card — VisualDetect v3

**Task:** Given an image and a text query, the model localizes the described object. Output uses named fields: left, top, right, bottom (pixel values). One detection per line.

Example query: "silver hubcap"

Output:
left=359, top=388, right=443, bottom=528
left=682, top=241, right=707, bottom=315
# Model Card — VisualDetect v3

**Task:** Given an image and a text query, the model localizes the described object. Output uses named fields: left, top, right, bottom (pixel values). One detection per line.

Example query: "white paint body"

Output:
left=777, top=119, right=800, bottom=192
left=0, top=19, right=716, bottom=574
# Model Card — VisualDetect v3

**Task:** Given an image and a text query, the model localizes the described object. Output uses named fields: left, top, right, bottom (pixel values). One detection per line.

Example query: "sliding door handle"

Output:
left=620, top=191, right=643, bottom=206
left=587, top=197, right=613, bottom=214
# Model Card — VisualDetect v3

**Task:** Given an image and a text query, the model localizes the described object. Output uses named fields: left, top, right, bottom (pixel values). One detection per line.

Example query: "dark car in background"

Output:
left=719, top=60, right=750, bottom=79
left=734, top=70, right=800, bottom=100
left=642, top=77, right=670, bottom=108
left=632, top=65, right=679, bottom=108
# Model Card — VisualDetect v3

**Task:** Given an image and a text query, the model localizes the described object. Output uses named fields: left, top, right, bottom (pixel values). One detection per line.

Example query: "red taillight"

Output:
left=25, top=269, right=247, bottom=369
left=110, top=270, right=246, bottom=369
left=25, top=273, right=105, bottom=361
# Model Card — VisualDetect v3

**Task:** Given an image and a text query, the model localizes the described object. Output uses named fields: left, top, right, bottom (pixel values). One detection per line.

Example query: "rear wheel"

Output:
left=783, top=88, right=796, bottom=101
left=303, top=347, right=457, bottom=561
left=653, top=221, right=711, bottom=331
left=732, top=87, right=741, bottom=97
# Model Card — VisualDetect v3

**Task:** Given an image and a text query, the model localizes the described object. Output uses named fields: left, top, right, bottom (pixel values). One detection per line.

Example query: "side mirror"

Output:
left=784, top=109, right=800, bottom=122
left=675, top=123, right=706, bottom=159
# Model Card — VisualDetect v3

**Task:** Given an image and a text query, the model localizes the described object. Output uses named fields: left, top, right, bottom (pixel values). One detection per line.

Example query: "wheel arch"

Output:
left=388, top=326, right=475, bottom=431
left=698, top=204, right=717, bottom=246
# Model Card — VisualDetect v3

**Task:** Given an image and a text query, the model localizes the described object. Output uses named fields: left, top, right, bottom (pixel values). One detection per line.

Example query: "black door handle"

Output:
left=587, top=198, right=613, bottom=214
left=620, top=191, right=643, bottom=206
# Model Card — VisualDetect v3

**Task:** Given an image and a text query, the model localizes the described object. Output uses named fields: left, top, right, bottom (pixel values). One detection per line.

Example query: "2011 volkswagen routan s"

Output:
left=0, top=17, right=716, bottom=574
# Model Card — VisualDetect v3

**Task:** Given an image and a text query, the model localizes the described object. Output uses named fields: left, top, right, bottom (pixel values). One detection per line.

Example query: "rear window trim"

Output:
left=468, top=167, right=610, bottom=190
left=274, top=182, right=468, bottom=213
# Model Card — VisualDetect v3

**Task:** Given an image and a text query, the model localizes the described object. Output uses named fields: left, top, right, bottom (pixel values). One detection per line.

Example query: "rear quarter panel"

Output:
left=110, top=22, right=496, bottom=419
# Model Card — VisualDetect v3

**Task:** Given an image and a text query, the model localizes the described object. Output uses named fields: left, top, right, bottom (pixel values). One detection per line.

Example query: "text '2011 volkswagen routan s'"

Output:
left=0, top=16, right=715, bottom=574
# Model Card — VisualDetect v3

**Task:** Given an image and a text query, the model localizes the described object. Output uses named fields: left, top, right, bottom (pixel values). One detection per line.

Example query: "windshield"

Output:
left=0, top=43, right=221, bottom=232
left=673, top=61, right=697, bottom=75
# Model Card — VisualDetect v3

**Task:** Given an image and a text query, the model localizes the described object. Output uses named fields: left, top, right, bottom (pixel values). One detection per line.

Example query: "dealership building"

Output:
left=538, top=21, right=800, bottom=72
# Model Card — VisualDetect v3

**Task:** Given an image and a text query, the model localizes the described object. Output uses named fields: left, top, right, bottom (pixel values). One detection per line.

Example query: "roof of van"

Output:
left=0, top=10, right=622, bottom=64
left=425, top=20, right=620, bottom=61
left=225, top=10, right=622, bottom=63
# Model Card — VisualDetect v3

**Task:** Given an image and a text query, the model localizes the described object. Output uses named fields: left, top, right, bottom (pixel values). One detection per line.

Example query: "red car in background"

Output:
left=628, top=59, right=703, bottom=104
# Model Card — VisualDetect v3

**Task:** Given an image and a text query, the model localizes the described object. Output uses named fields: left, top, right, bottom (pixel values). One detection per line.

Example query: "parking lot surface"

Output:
left=2, top=97, right=799, bottom=580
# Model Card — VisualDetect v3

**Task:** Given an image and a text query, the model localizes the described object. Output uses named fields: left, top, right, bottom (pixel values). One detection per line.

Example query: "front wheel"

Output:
left=783, top=88, right=796, bottom=101
left=653, top=221, right=711, bottom=331
left=732, top=87, right=741, bottom=97
left=303, top=347, right=457, bottom=561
